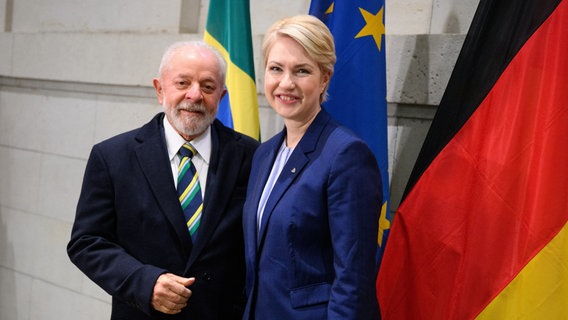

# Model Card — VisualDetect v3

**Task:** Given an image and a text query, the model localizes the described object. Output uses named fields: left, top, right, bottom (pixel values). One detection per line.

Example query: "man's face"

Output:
left=153, top=46, right=226, bottom=140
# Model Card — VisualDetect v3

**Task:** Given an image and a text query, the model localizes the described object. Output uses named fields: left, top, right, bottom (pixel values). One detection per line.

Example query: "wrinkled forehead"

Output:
left=163, top=47, right=223, bottom=82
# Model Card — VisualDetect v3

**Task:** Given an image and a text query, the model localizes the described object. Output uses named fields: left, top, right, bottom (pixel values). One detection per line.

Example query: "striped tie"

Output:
left=177, top=143, right=203, bottom=240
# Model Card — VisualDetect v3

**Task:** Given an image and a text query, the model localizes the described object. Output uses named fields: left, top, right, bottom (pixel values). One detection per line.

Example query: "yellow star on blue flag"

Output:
left=356, top=7, right=386, bottom=52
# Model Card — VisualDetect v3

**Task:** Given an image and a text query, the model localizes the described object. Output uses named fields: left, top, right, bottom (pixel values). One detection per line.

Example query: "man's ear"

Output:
left=152, top=78, right=164, bottom=105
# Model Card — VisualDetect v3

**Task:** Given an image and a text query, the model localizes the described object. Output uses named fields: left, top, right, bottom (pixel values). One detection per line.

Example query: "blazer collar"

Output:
left=134, top=115, right=249, bottom=268
left=256, top=109, right=332, bottom=247
left=134, top=113, right=194, bottom=259
left=187, top=120, right=245, bottom=265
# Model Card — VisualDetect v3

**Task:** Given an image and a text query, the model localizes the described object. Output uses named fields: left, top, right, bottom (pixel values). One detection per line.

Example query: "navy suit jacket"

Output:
left=242, top=109, right=381, bottom=320
left=68, top=113, right=258, bottom=319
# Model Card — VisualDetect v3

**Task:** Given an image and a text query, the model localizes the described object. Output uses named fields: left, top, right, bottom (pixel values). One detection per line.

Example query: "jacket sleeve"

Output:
left=326, top=138, right=382, bottom=320
left=67, top=145, right=166, bottom=316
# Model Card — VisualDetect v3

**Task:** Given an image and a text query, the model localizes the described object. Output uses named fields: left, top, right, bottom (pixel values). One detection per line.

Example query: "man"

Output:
left=67, top=41, right=259, bottom=319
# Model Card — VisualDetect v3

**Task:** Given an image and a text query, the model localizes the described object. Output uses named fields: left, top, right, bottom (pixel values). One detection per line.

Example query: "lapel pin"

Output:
left=291, top=168, right=296, bottom=173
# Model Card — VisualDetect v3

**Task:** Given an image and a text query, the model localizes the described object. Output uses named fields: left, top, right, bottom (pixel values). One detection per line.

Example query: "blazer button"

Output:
left=201, top=272, right=212, bottom=281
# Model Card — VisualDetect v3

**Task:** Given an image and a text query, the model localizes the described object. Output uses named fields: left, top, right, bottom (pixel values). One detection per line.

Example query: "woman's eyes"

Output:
left=268, top=66, right=311, bottom=76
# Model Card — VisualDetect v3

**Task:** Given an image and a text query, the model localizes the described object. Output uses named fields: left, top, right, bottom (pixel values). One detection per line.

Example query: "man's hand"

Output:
left=151, top=273, right=195, bottom=314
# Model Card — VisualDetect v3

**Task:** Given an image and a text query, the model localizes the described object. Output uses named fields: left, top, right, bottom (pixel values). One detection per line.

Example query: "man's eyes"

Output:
left=174, top=81, right=217, bottom=93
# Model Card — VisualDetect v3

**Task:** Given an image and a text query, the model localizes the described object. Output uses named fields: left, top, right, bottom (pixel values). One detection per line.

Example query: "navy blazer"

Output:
left=242, top=109, right=381, bottom=320
left=68, top=113, right=258, bottom=319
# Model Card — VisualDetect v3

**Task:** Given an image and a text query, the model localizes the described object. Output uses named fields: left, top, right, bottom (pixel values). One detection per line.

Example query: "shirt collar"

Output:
left=163, top=115, right=211, bottom=164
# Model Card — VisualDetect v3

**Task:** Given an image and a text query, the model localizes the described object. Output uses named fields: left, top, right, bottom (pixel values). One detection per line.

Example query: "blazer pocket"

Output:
left=290, top=282, right=331, bottom=308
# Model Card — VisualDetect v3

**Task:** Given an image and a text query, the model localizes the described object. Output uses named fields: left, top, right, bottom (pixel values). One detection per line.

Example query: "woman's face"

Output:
left=264, top=36, right=329, bottom=125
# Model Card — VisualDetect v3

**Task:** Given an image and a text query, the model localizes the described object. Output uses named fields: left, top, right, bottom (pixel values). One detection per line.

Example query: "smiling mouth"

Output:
left=178, top=107, right=205, bottom=116
left=276, top=94, right=299, bottom=103
left=180, top=109, right=202, bottom=114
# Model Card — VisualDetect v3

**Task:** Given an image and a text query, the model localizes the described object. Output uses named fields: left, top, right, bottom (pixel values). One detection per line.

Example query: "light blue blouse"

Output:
left=257, top=140, right=293, bottom=232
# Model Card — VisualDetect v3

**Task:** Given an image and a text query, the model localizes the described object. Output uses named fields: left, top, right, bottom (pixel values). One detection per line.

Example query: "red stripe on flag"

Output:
left=378, top=1, right=568, bottom=319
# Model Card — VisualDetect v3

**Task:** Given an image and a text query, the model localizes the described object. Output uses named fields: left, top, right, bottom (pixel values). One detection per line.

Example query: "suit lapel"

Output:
left=257, top=110, right=331, bottom=250
left=135, top=114, right=193, bottom=259
left=187, top=121, right=240, bottom=264
left=257, top=152, right=307, bottom=250
left=247, top=132, right=284, bottom=250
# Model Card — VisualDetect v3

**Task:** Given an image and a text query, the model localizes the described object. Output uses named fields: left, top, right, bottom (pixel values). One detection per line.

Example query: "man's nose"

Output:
left=185, top=83, right=203, bottom=101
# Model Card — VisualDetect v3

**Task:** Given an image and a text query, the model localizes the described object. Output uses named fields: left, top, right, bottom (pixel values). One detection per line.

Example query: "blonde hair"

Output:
left=262, top=14, right=336, bottom=102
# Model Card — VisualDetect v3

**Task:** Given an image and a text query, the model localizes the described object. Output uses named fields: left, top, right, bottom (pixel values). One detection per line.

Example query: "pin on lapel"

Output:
left=291, top=168, right=296, bottom=173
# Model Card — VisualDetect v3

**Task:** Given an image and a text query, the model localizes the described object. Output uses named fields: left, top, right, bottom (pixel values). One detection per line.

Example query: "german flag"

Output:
left=377, top=0, right=568, bottom=319
left=204, top=0, right=260, bottom=139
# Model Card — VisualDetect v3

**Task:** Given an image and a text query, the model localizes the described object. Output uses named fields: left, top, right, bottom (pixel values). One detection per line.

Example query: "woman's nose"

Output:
left=280, top=73, right=296, bottom=89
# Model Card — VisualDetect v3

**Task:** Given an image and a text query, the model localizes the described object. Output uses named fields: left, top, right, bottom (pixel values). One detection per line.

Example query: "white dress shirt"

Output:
left=163, top=116, right=211, bottom=197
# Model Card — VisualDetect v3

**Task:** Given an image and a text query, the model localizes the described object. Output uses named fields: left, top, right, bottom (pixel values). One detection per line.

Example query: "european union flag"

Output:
left=205, top=0, right=260, bottom=140
left=309, top=1, right=390, bottom=266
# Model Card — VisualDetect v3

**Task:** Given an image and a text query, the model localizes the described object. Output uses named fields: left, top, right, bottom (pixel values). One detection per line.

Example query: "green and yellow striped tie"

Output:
left=177, top=143, right=203, bottom=240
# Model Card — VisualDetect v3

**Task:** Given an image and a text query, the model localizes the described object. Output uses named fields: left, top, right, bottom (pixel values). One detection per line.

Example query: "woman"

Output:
left=242, top=15, right=382, bottom=319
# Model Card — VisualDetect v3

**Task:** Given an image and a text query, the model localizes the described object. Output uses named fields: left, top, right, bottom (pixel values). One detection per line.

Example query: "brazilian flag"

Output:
left=204, top=0, right=260, bottom=140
